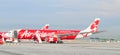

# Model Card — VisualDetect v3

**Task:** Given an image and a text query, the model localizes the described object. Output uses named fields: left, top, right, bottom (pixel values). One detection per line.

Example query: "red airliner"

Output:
left=1, top=18, right=100, bottom=44
left=0, top=24, right=49, bottom=44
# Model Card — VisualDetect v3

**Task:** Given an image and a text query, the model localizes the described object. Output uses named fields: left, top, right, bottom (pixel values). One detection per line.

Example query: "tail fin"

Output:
left=76, top=18, right=100, bottom=38
left=41, top=24, right=49, bottom=30
left=81, top=18, right=100, bottom=33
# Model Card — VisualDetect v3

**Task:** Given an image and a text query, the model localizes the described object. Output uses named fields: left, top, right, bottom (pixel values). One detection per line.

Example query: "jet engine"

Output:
left=45, top=36, right=57, bottom=43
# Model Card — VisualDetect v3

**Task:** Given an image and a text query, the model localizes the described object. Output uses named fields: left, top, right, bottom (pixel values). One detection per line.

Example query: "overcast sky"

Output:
left=0, top=0, right=120, bottom=39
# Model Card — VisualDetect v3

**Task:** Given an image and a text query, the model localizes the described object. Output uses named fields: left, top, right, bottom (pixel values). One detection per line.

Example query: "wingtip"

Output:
left=45, top=24, right=50, bottom=26
left=95, top=18, right=100, bottom=20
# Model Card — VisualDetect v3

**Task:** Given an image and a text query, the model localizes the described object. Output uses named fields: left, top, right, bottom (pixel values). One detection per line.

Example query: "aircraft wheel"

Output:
left=57, top=41, right=63, bottom=44
left=18, top=40, right=21, bottom=42
left=49, top=41, right=56, bottom=44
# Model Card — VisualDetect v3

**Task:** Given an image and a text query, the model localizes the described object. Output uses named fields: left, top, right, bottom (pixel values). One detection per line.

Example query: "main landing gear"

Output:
left=57, top=41, right=63, bottom=44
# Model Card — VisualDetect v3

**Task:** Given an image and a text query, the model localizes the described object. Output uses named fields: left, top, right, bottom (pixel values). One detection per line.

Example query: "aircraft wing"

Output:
left=80, top=31, right=105, bottom=34
left=56, top=33, right=78, bottom=38
left=56, top=31, right=104, bottom=39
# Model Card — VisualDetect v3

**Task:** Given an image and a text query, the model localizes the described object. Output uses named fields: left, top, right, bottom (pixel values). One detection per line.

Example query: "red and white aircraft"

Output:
left=0, top=24, right=49, bottom=44
left=2, top=18, right=100, bottom=44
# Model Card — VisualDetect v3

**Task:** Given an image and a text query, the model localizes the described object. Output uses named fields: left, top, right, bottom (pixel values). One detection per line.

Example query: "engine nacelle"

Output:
left=45, top=36, right=57, bottom=43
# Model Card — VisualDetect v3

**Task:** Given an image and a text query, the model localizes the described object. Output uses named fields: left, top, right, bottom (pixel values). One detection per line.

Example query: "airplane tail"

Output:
left=76, top=18, right=100, bottom=38
left=41, top=24, right=49, bottom=30
left=81, top=18, right=100, bottom=33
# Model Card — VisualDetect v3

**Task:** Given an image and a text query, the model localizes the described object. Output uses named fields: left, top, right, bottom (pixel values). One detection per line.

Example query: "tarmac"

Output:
left=0, top=40, right=120, bottom=55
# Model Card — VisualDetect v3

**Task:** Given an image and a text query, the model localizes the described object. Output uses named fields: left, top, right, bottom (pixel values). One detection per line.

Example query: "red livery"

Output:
left=0, top=18, right=100, bottom=44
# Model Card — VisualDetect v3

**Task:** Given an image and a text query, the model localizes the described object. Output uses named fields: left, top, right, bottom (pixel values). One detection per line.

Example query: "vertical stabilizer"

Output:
left=41, top=24, right=49, bottom=30
left=81, top=18, right=100, bottom=33
left=76, top=18, right=100, bottom=38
